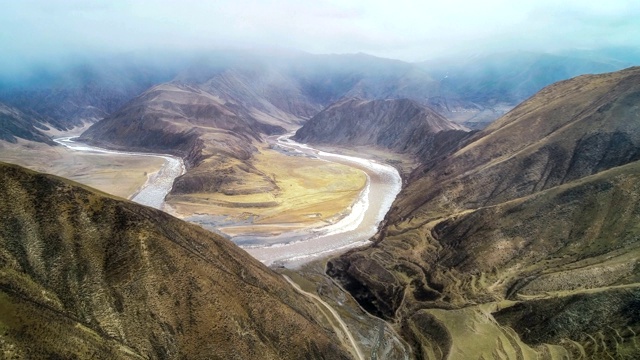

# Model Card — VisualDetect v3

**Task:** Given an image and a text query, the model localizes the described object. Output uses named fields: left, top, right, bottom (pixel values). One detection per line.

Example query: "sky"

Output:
left=1, top=0, right=639, bottom=70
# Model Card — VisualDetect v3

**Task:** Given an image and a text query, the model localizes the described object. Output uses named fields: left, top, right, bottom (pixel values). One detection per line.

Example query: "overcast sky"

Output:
left=1, top=0, right=639, bottom=69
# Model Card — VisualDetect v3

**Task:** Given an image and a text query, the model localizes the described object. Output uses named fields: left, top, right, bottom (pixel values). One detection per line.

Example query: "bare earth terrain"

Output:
left=0, top=140, right=164, bottom=199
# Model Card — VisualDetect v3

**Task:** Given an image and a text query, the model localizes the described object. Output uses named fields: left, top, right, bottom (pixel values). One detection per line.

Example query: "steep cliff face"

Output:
left=328, top=67, right=640, bottom=358
left=294, top=98, right=471, bottom=161
left=0, top=162, right=351, bottom=360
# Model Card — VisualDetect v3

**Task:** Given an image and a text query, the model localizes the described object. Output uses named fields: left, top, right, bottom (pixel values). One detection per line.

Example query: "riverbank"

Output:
left=170, top=145, right=367, bottom=235
left=240, top=134, right=402, bottom=267
left=0, top=138, right=165, bottom=199
left=54, top=137, right=185, bottom=210
left=53, top=134, right=402, bottom=268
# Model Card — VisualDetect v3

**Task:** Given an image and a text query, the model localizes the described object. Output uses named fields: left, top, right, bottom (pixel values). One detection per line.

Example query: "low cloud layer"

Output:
left=2, top=0, right=639, bottom=70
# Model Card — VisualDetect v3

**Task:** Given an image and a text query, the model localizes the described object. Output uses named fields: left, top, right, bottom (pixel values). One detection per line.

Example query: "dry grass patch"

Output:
left=0, top=140, right=164, bottom=199
left=168, top=147, right=367, bottom=233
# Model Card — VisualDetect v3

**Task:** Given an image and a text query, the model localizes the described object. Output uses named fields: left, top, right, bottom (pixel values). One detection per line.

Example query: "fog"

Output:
left=1, top=0, right=639, bottom=75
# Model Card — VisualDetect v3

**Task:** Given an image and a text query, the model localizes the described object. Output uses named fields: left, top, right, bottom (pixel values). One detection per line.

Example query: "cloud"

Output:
left=0, top=0, right=639, bottom=70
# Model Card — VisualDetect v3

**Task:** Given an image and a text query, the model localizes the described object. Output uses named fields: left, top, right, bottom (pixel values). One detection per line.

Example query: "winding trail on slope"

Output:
left=283, top=275, right=365, bottom=360
left=53, top=137, right=185, bottom=211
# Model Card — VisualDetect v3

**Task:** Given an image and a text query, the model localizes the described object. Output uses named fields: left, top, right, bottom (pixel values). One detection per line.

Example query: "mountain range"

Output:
left=2, top=49, right=640, bottom=359
left=317, top=66, right=640, bottom=358
left=68, top=50, right=629, bottom=206
left=1, top=48, right=632, bottom=148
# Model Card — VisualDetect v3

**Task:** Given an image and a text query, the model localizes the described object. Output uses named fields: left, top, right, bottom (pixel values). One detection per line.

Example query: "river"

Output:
left=239, top=134, right=402, bottom=267
left=55, top=135, right=402, bottom=267
left=53, top=137, right=186, bottom=211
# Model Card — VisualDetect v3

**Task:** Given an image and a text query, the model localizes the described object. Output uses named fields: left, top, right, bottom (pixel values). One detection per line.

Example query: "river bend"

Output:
left=55, top=135, right=401, bottom=267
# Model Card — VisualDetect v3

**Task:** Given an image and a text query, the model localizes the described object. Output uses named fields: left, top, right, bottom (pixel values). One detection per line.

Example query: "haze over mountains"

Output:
left=2, top=46, right=640, bottom=359
left=421, top=50, right=636, bottom=127
left=0, top=48, right=635, bottom=148
left=0, top=56, right=180, bottom=130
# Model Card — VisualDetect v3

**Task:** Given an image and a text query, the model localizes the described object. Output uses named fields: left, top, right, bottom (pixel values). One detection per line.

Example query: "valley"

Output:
left=40, top=131, right=401, bottom=268
left=1, top=48, right=639, bottom=359
left=239, top=134, right=402, bottom=267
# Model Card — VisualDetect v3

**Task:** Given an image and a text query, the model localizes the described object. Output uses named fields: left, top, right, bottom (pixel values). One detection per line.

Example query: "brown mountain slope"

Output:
left=293, top=98, right=471, bottom=161
left=392, top=66, right=640, bottom=223
left=192, top=67, right=325, bottom=126
left=80, top=83, right=285, bottom=162
left=80, top=83, right=285, bottom=195
left=328, top=67, right=640, bottom=358
left=0, top=162, right=351, bottom=359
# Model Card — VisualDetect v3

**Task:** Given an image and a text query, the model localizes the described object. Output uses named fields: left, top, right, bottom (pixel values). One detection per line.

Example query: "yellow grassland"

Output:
left=168, top=147, right=367, bottom=234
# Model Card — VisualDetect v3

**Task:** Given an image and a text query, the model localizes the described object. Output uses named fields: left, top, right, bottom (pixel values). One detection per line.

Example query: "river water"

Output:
left=55, top=135, right=402, bottom=267
left=53, top=137, right=186, bottom=210
left=239, top=135, right=402, bottom=267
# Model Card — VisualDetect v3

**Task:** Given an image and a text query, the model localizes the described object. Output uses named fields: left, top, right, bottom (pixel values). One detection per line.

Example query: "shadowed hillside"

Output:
left=293, top=98, right=471, bottom=162
left=0, top=102, right=56, bottom=144
left=79, top=83, right=286, bottom=196
left=328, top=67, right=640, bottom=359
left=0, top=162, right=351, bottom=359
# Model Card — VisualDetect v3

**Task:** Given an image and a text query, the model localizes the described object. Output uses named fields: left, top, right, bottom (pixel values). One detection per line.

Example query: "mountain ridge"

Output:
left=327, top=66, right=640, bottom=358
left=0, top=101, right=57, bottom=144
left=293, top=98, right=472, bottom=162
left=0, top=161, right=351, bottom=359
